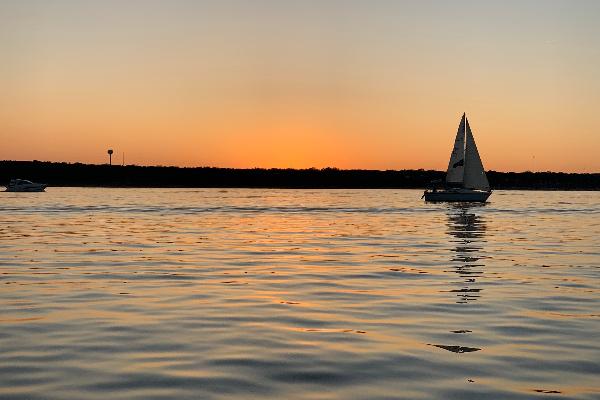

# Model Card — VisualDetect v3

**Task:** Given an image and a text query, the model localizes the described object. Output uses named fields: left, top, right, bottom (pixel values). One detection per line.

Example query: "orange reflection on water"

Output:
left=1, top=188, right=599, bottom=399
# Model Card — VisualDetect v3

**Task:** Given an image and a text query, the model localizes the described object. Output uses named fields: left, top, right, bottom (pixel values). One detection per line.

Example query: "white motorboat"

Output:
left=5, top=179, right=47, bottom=192
left=423, top=114, right=492, bottom=202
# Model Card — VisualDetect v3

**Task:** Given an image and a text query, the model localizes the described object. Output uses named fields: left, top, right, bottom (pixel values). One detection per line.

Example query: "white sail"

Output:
left=446, top=113, right=466, bottom=185
left=462, top=118, right=490, bottom=190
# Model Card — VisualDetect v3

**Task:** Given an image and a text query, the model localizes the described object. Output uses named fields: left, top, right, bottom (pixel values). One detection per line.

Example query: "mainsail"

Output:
left=445, top=113, right=490, bottom=191
left=446, top=114, right=466, bottom=185
left=463, top=118, right=490, bottom=190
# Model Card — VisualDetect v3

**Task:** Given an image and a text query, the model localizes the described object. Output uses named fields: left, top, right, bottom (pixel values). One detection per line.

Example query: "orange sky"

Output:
left=1, top=1, right=599, bottom=172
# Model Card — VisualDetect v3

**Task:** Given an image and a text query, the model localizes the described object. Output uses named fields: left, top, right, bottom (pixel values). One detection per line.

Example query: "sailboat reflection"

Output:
left=445, top=203, right=487, bottom=304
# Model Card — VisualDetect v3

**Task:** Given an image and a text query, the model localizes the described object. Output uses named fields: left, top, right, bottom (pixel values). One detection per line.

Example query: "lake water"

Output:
left=1, top=188, right=599, bottom=399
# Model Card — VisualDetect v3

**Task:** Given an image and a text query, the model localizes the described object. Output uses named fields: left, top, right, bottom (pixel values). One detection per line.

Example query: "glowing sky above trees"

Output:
left=1, top=0, right=599, bottom=171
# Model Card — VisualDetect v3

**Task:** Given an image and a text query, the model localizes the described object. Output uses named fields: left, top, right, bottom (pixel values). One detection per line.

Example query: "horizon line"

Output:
left=1, top=159, right=598, bottom=175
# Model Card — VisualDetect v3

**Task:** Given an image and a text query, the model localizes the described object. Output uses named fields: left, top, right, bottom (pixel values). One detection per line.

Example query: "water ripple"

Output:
left=0, top=188, right=599, bottom=399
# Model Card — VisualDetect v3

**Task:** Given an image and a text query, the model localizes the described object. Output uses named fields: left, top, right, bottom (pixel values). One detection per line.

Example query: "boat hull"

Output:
left=423, top=189, right=491, bottom=202
left=5, top=184, right=47, bottom=192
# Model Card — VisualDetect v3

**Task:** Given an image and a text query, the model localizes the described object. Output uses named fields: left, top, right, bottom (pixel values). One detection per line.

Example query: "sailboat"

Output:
left=423, top=113, right=492, bottom=202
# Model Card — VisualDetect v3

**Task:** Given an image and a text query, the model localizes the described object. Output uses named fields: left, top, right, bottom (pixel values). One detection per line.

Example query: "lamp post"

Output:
left=108, top=149, right=113, bottom=165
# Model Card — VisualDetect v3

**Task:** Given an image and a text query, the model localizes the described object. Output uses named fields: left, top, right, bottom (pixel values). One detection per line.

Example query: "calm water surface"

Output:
left=1, top=189, right=599, bottom=399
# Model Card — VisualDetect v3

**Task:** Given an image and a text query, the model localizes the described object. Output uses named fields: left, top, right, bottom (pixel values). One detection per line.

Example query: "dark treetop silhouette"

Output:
left=1, top=161, right=599, bottom=190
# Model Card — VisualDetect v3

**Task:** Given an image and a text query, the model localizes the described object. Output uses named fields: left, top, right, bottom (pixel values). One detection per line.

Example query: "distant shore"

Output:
left=1, top=161, right=599, bottom=190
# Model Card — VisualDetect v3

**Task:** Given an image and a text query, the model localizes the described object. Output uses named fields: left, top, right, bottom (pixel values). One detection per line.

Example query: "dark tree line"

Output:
left=1, top=161, right=598, bottom=190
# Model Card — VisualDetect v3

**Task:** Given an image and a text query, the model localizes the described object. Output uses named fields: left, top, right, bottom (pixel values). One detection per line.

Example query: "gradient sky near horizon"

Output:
left=1, top=0, right=599, bottom=172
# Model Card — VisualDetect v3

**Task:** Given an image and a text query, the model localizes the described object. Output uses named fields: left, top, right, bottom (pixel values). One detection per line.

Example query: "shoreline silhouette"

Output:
left=1, top=160, right=598, bottom=190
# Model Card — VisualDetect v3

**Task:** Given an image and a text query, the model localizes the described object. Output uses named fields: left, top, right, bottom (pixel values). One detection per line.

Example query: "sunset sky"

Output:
left=1, top=0, right=599, bottom=172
